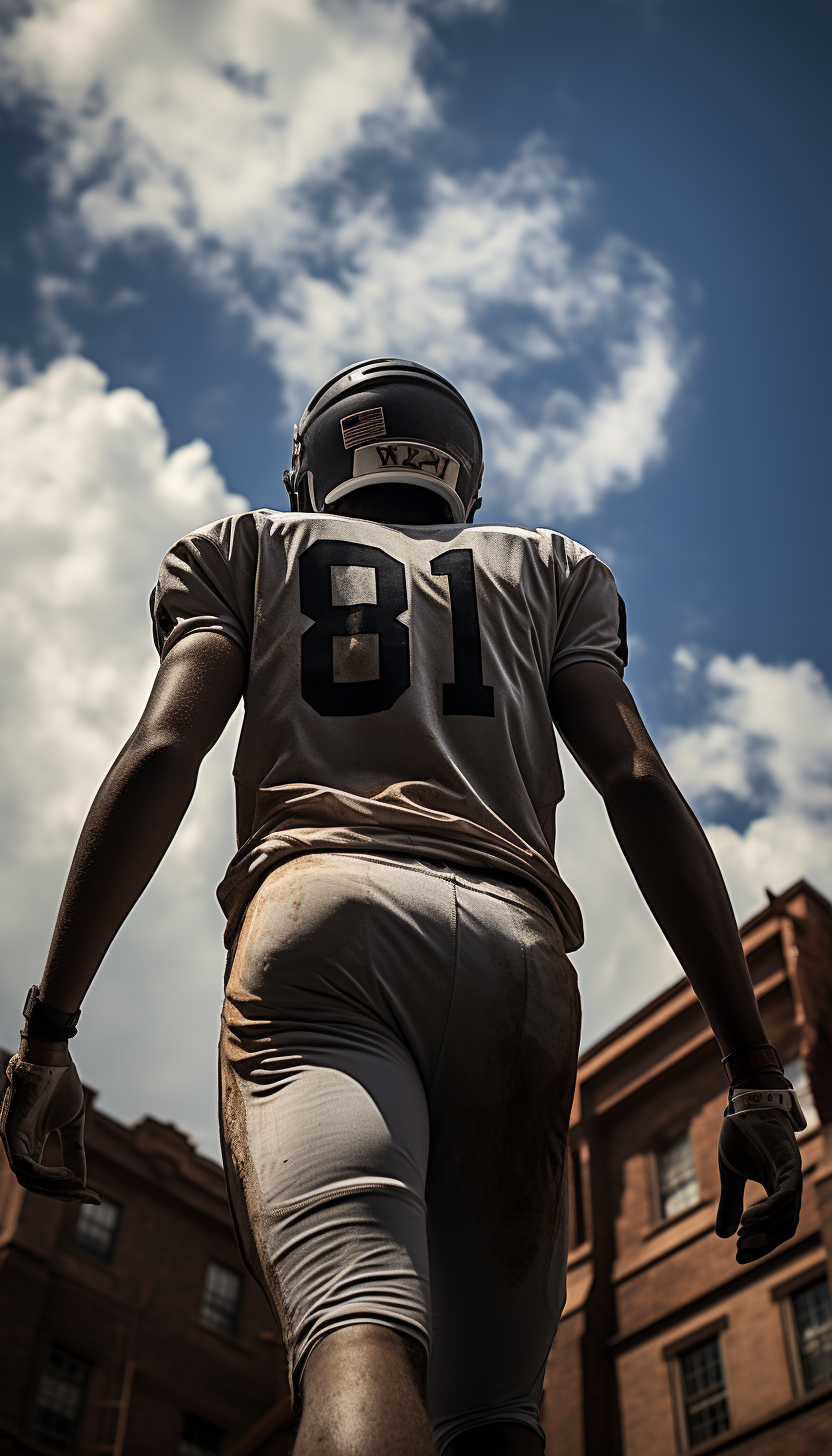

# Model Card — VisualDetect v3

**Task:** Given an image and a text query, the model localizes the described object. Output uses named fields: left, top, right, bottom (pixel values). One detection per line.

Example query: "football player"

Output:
left=2, top=360, right=805, bottom=1456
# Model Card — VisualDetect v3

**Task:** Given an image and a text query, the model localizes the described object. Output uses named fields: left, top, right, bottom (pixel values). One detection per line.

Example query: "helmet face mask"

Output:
left=284, top=359, right=483, bottom=523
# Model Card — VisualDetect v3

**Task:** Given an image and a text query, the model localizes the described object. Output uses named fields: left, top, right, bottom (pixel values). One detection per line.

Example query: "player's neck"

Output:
left=327, top=483, right=452, bottom=526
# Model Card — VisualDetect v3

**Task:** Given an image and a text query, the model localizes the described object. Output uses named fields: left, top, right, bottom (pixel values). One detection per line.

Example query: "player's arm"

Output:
left=1, top=631, right=245, bottom=1198
left=39, top=629, right=246, bottom=1031
left=548, top=660, right=803, bottom=1263
left=549, top=661, right=761, bottom=1051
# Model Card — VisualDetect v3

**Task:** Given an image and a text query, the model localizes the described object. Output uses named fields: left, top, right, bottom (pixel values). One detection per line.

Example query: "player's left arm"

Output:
left=1, top=630, right=245, bottom=1199
left=549, top=660, right=803, bottom=1263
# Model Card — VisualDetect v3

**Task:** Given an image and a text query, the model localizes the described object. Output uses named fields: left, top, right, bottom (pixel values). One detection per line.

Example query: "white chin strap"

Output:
left=323, top=471, right=466, bottom=523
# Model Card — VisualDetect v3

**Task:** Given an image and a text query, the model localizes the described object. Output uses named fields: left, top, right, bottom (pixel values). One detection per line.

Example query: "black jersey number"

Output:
left=299, top=540, right=410, bottom=716
left=299, top=540, right=493, bottom=718
left=430, top=549, right=494, bottom=717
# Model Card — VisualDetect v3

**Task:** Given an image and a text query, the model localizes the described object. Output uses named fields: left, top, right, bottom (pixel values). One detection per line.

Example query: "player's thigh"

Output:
left=221, top=853, right=453, bottom=1194
left=426, top=882, right=580, bottom=1446
left=219, top=854, right=441, bottom=1387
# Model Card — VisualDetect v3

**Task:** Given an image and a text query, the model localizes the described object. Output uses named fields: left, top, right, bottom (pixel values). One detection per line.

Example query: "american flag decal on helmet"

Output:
left=340, top=407, right=386, bottom=449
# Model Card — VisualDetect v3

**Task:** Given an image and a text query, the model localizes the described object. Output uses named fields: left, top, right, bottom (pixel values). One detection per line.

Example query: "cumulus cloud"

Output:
left=2, top=0, right=683, bottom=519
left=0, top=357, right=246, bottom=1148
left=1, top=0, right=437, bottom=258
left=556, top=749, right=681, bottom=1046
left=259, top=148, right=680, bottom=515
left=558, top=651, right=832, bottom=1045
left=662, top=651, right=832, bottom=923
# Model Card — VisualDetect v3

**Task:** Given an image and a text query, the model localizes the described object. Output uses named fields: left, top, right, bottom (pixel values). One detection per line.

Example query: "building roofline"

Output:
left=577, top=977, right=687, bottom=1066
left=734, top=878, right=831, bottom=937
left=577, top=878, right=831, bottom=1067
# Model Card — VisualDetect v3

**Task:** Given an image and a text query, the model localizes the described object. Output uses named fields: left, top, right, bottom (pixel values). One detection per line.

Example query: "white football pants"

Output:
left=219, top=851, right=580, bottom=1451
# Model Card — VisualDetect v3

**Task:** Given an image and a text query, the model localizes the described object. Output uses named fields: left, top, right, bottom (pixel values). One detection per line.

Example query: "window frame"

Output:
left=652, top=1126, right=701, bottom=1225
left=74, top=1195, right=122, bottom=1263
left=198, top=1259, right=243, bottom=1338
left=664, top=1319, right=730, bottom=1453
left=774, top=1268, right=832, bottom=1397
left=31, top=1343, right=92, bottom=1452
left=782, top=1054, right=821, bottom=1138
left=567, top=1144, right=586, bottom=1251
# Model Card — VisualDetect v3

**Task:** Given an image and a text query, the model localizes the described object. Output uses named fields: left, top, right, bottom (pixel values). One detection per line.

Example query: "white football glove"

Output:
left=0, top=1053, right=100, bottom=1203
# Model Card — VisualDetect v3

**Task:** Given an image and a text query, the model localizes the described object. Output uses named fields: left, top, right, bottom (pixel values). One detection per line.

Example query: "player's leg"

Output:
left=425, top=873, right=580, bottom=1453
left=295, top=1324, right=434, bottom=1456
left=218, top=853, right=455, bottom=1450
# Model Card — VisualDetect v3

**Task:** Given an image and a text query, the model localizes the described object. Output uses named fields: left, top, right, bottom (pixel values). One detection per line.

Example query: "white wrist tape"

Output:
left=727, top=1086, right=807, bottom=1133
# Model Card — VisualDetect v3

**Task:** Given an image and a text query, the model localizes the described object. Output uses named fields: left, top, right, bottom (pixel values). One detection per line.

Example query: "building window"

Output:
left=180, top=1411, right=225, bottom=1454
left=568, top=1146, right=586, bottom=1249
left=678, top=1337, right=730, bottom=1448
left=656, top=1130, right=700, bottom=1220
left=791, top=1278, right=832, bottom=1391
left=199, top=1261, right=242, bottom=1336
left=32, top=1345, right=91, bottom=1451
left=784, top=1055, right=821, bottom=1134
left=75, top=1198, right=120, bottom=1261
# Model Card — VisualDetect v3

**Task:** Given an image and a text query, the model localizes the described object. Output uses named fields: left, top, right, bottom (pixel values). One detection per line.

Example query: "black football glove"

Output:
left=0, top=1053, right=99, bottom=1203
left=715, top=1103, right=801, bottom=1263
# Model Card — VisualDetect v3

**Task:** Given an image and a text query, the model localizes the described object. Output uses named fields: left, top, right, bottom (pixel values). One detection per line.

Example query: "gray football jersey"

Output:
left=151, top=511, right=627, bottom=951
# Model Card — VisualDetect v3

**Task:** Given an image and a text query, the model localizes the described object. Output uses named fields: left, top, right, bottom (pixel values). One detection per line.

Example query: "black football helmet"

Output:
left=283, top=358, right=483, bottom=523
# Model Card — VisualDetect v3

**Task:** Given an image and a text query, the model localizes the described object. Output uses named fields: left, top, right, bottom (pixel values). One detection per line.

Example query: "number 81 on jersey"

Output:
left=299, top=540, right=494, bottom=719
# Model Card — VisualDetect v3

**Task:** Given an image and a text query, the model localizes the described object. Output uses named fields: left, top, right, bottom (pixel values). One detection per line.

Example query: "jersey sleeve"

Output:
left=550, top=553, right=628, bottom=681
left=150, top=523, right=251, bottom=662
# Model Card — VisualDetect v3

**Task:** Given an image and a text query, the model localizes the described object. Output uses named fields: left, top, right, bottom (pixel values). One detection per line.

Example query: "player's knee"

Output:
left=296, top=1324, right=433, bottom=1455
left=303, top=1322, right=427, bottom=1398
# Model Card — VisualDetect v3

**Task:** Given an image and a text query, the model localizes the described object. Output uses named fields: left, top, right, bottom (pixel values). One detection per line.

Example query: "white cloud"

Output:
left=258, top=148, right=681, bottom=515
left=0, top=357, right=246, bottom=1150
left=556, top=748, right=681, bottom=1047
left=558, top=651, right=832, bottom=1047
left=1, top=0, right=437, bottom=260
left=663, top=652, right=832, bottom=923
left=2, top=0, right=683, bottom=520
left=666, top=651, right=832, bottom=816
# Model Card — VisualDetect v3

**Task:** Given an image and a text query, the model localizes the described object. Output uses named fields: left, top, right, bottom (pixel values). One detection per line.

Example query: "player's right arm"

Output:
left=1, top=629, right=246, bottom=1199
left=549, top=661, right=803, bottom=1264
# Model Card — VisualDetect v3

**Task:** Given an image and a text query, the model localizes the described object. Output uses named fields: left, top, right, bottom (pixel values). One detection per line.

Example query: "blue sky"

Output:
left=1, top=0, right=829, bottom=1148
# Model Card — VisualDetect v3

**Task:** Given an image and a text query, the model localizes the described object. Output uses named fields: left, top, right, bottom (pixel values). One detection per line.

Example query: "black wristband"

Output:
left=721, top=1043, right=784, bottom=1084
left=22, top=986, right=80, bottom=1042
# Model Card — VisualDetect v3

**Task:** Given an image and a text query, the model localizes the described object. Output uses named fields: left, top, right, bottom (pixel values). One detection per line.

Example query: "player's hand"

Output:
left=0, top=1051, right=100, bottom=1203
left=715, top=1106, right=801, bottom=1263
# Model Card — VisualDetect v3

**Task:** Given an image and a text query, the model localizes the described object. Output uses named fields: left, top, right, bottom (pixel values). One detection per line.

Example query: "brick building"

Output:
left=542, top=879, right=832, bottom=1455
left=0, top=1089, right=292, bottom=1455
